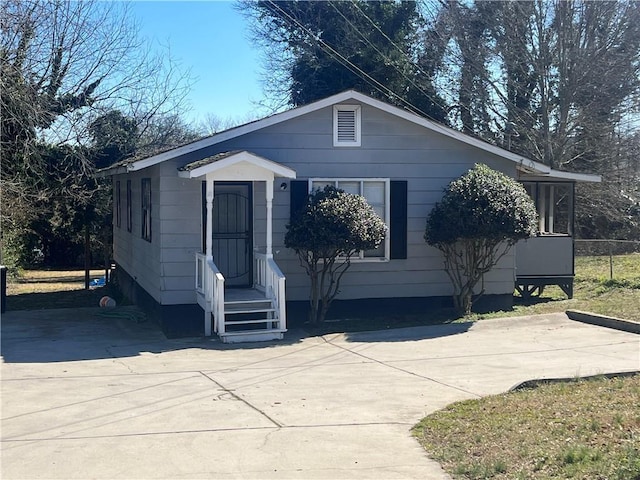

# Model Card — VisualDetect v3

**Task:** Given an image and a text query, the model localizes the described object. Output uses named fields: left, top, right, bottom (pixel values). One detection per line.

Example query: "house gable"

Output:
left=97, top=90, right=594, bottom=183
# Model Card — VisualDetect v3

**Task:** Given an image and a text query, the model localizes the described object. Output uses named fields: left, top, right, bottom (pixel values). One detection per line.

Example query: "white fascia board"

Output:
left=520, top=170, right=602, bottom=183
left=178, top=151, right=296, bottom=180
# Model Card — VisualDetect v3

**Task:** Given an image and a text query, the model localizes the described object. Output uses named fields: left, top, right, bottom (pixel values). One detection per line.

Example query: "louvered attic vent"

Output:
left=333, top=105, right=361, bottom=146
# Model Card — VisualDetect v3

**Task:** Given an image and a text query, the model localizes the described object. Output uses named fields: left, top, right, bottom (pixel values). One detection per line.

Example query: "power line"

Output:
left=262, top=0, right=507, bottom=144
left=326, top=1, right=449, bottom=119
left=263, top=1, right=417, bottom=114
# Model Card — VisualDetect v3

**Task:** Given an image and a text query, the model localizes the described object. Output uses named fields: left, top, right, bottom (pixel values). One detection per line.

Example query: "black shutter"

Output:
left=290, top=180, right=309, bottom=224
left=389, top=180, right=408, bottom=259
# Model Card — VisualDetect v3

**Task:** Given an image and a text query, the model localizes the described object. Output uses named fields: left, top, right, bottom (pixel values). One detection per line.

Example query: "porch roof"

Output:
left=177, top=150, right=296, bottom=180
left=517, top=167, right=601, bottom=183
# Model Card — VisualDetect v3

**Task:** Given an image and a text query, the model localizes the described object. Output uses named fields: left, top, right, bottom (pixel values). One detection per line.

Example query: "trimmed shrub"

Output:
left=425, top=164, right=538, bottom=314
left=286, top=186, right=387, bottom=324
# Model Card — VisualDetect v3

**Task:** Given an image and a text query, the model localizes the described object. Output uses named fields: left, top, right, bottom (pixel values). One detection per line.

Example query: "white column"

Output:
left=265, top=178, right=273, bottom=258
left=204, top=177, right=214, bottom=337
left=548, top=185, right=554, bottom=234
left=538, top=184, right=546, bottom=233
left=206, top=177, right=214, bottom=260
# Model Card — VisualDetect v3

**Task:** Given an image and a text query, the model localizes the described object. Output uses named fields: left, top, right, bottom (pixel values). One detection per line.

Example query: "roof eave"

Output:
left=94, top=165, right=128, bottom=178
left=519, top=170, right=602, bottom=183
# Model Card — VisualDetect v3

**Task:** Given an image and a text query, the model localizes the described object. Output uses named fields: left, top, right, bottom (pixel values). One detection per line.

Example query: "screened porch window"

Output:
left=310, top=178, right=389, bottom=260
left=523, top=182, right=573, bottom=235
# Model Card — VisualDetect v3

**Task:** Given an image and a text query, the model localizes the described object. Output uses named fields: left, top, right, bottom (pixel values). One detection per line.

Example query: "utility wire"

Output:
left=263, top=0, right=423, bottom=117
left=326, top=1, right=449, bottom=119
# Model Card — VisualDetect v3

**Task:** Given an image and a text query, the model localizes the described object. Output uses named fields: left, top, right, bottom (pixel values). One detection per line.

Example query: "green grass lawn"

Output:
left=413, top=375, right=640, bottom=479
left=6, top=269, right=126, bottom=310
left=410, top=254, right=640, bottom=480
left=487, top=253, right=640, bottom=323
left=312, top=253, right=640, bottom=334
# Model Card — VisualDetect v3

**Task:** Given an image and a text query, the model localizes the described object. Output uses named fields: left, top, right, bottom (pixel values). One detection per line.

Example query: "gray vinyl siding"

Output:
left=112, top=168, right=162, bottom=303
left=114, top=101, right=519, bottom=306
left=157, top=161, right=202, bottom=304
left=204, top=103, right=516, bottom=302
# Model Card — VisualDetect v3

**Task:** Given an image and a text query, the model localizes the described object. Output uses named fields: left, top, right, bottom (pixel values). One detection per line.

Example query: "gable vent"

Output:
left=333, top=105, right=361, bottom=146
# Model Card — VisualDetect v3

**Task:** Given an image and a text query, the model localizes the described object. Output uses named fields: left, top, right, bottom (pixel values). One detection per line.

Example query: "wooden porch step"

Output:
left=225, top=297, right=271, bottom=305
left=225, top=318, right=281, bottom=325
left=225, top=306, right=276, bottom=315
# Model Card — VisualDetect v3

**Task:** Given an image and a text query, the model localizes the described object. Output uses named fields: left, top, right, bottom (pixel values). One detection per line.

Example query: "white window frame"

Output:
left=333, top=105, right=361, bottom=147
left=309, top=178, right=390, bottom=262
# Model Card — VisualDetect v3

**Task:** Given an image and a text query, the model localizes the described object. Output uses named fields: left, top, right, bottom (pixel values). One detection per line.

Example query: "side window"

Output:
left=141, top=178, right=152, bottom=242
left=126, top=180, right=132, bottom=233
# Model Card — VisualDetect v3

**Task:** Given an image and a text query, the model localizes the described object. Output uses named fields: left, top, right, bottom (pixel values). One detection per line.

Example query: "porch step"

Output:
left=219, top=328, right=287, bottom=344
left=219, top=289, right=282, bottom=338
left=225, top=318, right=279, bottom=325
left=226, top=309, right=277, bottom=316
left=225, top=297, right=271, bottom=305
left=224, top=297, right=274, bottom=315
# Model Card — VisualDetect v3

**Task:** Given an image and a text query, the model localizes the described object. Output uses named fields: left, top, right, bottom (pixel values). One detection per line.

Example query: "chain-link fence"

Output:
left=574, top=239, right=640, bottom=281
left=575, top=239, right=640, bottom=256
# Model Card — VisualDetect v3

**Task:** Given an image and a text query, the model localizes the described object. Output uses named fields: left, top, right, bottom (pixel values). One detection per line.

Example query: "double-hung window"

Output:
left=115, top=181, right=121, bottom=228
left=141, top=178, right=152, bottom=242
left=126, top=180, right=132, bottom=232
left=309, top=178, right=389, bottom=260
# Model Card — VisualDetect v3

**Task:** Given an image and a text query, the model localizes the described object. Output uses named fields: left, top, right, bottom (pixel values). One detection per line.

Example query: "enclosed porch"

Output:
left=515, top=169, right=600, bottom=299
left=178, top=151, right=296, bottom=343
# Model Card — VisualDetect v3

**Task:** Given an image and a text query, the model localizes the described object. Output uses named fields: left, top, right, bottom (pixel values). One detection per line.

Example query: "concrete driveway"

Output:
left=2, top=307, right=638, bottom=479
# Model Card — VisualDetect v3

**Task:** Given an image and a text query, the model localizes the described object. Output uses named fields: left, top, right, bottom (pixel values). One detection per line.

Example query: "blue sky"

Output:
left=129, top=1, right=265, bottom=125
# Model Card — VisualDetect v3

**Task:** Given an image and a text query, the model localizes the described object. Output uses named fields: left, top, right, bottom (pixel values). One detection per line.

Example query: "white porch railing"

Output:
left=254, top=252, right=287, bottom=331
left=196, top=252, right=286, bottom=338
left=196, top=252, right=225, bottom=336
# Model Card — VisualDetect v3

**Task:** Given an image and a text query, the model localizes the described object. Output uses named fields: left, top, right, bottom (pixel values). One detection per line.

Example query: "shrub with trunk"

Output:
left=285, top=185, right=387, bottom=325
left=425, top=164, right=538, bottom=315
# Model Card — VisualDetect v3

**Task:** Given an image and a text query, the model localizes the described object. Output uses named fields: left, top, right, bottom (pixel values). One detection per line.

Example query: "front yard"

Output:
left=413, top=374, right=640, bottom=479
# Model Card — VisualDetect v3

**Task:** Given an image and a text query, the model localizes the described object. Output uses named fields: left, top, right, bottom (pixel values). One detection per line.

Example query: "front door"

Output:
left=213, top=182, right=252, bottom=288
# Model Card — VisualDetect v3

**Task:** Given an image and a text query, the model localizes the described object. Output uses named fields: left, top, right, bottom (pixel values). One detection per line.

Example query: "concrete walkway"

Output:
left=1, top=308, right=638, bottom=479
